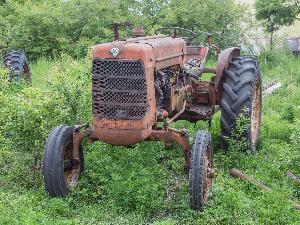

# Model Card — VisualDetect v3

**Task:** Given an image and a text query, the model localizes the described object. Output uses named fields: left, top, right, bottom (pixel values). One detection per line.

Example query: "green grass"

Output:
left=30, top=58, right=58, bottom=88
left=0, top=52, right=300, bottom=224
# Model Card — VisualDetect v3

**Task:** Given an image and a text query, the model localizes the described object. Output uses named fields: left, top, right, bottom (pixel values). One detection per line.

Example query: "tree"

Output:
left=0, top=0, right=251, bottom=59
left=157, top=0, right=248, bottom=48
left=0, top=0, right=126, bottom=59
left=255, top=0, right=300, bottom=47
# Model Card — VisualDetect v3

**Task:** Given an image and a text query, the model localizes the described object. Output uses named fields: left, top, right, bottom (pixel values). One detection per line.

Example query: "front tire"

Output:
left=220, top=57, right=262, bottom=152
left=43, top=125, right=84, bottom=197
left=189, top=131, right=213, bottom=210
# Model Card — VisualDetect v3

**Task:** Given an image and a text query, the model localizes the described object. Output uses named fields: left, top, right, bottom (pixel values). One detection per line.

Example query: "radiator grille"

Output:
left=92, top=59, right=148, bottom=119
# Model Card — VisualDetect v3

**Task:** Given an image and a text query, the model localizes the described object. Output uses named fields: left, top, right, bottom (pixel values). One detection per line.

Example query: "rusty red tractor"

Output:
left=43, top=25, right=262, bottom=210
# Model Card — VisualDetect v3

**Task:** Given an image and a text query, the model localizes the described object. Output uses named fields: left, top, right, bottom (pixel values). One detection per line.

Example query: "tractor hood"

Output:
left=91, top=35, right=186, bottom=146
left=92, top=35, right=187, bottom=70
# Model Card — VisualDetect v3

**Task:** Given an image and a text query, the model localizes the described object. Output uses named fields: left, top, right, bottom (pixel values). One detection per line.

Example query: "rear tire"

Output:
left=220, top=57, right=262, bottom=152
left=4, top=50, right=31, bottom=83
left=189, top=131, right=213, bottom=210
left=43, top=125, right=84, bottom=197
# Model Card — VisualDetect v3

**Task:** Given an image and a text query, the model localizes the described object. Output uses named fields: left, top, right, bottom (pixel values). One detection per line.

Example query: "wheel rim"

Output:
left=64, top=140, right=81, bottom=188
left=250, top=76, right=262, bottom=147
left=204, top=144, right=213, bottom=203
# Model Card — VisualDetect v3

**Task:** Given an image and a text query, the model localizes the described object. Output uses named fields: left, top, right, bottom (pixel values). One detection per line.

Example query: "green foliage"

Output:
left=255, top=0, right=300, bottom=32
left=226, top=108, right=251, bottom=153
left=157, top=0, right=248, bottom=48
left=76, top=142, right=173, bottom=214
left=0, top=54, right=91, bottom=189
left=0, top=0, right=250, bottom=59
left=46, top=54, right=92, bottom=123
left=0, top=0, right=123, bottom=59
left=255, top=0, right=300, bottom=46
left=291, top=120, right=300, bottom=145
left=0, top=86, right=69, bottom=187
left=1, top=50, right=300, bottom=224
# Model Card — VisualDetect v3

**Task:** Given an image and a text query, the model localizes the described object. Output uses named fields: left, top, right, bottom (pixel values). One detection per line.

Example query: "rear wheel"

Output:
left=43, top=125, right=84, bottom=197
left=220, top=57, right=262, bottom=152
left=4, top=50, right=31, bottom=83
left=189, top=131, right=213, bottom=210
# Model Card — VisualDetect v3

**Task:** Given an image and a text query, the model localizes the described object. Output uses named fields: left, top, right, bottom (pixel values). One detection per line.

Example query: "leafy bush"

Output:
left=0, top=0, right=121, bottom=59
left=46, top=54, right=92, bottom=123
left=225, top=108, right=251, bottom=153
left=0, top=54, right=91, bottom=188
left=291, top=120, right=300, bottom=145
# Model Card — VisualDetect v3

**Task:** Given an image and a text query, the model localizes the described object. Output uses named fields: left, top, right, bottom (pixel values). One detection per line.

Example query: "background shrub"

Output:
left=0, top=0, right=252, bottom=59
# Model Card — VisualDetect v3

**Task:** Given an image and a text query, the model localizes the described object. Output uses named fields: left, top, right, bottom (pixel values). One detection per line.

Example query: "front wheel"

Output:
left=189, top=131, right=213, bottom=210
left=43, top=125, right=84, bottom=197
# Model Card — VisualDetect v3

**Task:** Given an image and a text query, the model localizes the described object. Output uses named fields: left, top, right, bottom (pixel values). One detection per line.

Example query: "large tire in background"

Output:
left=220, top=57, right=262, bottom=152
left=4, top=50, right=31, bottom=83
left=189, top=131, right=213, bottom=210
left=43, top=125, right=84, bottom=197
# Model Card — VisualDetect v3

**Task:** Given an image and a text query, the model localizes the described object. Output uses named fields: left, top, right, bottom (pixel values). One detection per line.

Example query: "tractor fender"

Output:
left=215, top=47, right=240, bottom=92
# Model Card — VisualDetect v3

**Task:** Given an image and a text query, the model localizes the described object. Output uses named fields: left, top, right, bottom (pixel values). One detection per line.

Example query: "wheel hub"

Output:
left=204, top=144, right=213, bottom=203
left=64, top=141, right=81, bottom=188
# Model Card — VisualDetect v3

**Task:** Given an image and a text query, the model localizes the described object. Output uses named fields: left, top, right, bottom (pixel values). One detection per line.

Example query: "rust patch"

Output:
left=215, top=48, right=240, bottom=91
left=63, top=125, right=89, bottom=188
left=91, top=65, right=156, bottom=146
left=250, top=76, right=262, bottom=147
left=186, top=46, right=209, bottom=62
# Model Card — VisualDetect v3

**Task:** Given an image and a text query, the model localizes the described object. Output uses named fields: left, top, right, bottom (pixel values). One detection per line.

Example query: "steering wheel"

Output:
left=154, top=27, right=196, bottom=42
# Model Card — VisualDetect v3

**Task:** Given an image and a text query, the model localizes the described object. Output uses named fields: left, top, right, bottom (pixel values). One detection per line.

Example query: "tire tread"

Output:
left=220, top=56, right=262, bottom=151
